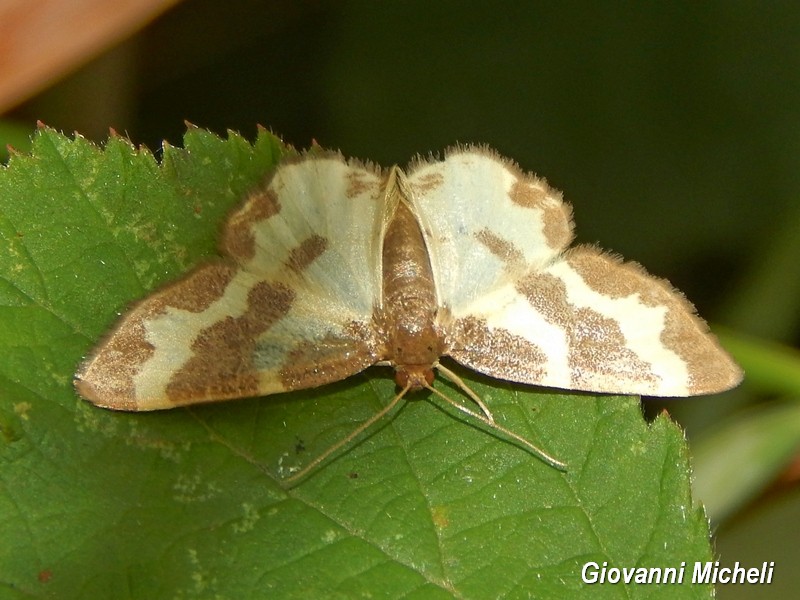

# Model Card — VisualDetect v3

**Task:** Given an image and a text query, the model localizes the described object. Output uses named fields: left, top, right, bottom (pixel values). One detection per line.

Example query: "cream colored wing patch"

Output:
left=404, top=146, right=573, bottom=313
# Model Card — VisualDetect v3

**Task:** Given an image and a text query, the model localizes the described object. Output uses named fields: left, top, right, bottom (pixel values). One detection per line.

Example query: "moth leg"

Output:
left=282, top=383, right=412, bottom=487
left=433, top=361, right=495, bottom=422
left=425, top=382, right=567, bottom=471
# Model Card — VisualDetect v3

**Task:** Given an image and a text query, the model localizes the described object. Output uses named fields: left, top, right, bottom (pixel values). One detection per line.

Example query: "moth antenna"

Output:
left=425, top=383, right=567, bottom=471
left=282, top=383, right=412, bottom=487
left=434, top=361, right=495, bottom=422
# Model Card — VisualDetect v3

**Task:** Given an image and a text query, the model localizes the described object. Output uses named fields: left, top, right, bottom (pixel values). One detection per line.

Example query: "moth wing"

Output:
left=76, top=154, right=390, bottom=410
left=404, top=145, right=574, bottom=314
left=406, top=147, right=740, bottom=395
left=444, top=246, right=743, bottom=397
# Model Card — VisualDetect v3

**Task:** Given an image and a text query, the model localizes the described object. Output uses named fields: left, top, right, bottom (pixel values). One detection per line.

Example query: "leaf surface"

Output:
left=0, top=127, right=712, bottom=599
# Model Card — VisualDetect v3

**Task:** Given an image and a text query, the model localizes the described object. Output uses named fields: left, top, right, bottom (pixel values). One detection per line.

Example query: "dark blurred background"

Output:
left=2, top=2, right=798, bottom=598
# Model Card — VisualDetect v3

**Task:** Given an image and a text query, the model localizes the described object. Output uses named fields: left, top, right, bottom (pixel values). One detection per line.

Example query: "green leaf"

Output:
left=1, top=126, right=713, bottom=599
left=692, top=402, right=800, bottom=523
left=690, top=329, right=800, bottom=523
left=715, top=327, right=800, bottom=397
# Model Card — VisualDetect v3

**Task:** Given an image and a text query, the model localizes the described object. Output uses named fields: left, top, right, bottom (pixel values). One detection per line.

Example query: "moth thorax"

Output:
left=394, top=365, right=435, bottom=391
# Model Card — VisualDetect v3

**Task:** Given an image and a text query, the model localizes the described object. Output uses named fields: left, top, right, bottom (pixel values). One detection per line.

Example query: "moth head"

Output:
left=394, top=365, right=435, bottom=391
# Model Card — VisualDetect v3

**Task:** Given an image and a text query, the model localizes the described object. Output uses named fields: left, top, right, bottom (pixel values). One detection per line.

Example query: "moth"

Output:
left=75, top=145, right=742, bottom=477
